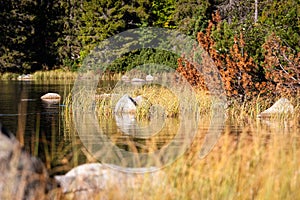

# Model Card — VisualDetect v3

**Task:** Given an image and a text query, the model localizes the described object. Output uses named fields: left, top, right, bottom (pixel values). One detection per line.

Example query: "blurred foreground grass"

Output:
left=59, top=86, right=300, bottom=199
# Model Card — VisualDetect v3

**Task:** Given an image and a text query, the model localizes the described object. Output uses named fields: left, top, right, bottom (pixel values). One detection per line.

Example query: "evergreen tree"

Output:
left=0, top=0, right=64, bottom=73
left=0, top=0, right=37, bottom=72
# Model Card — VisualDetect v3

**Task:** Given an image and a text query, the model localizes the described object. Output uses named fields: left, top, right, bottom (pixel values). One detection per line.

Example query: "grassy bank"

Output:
left=0, top=70, right=77, bottom=80
left=0, top=70, right=125, bottom=81
left=32, top=70, right=77, bottom=80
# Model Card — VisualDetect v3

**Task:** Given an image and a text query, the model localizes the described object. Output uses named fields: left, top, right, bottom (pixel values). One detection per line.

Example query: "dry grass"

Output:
left=55, top=116, right=300, bottom=200
left=165, top=119, right=300, bottom=200
left=59, top=87, right=300, bottom=199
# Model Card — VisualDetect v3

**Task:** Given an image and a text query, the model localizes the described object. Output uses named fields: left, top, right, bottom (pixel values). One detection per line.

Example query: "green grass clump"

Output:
left=0, top=72, right=19, bottom=80
left=33, top=70, right=77, bottom=80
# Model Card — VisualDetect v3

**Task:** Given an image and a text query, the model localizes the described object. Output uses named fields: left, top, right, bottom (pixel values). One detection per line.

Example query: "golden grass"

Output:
left=55, top=116, right=300, bottom=200
left=33, top=70, right=77, bottom=80
left=56, top=86, right=300, bottom=199
left=94, top=85, right=213, bottom=120
left=164, top=119, right=300, bottom=200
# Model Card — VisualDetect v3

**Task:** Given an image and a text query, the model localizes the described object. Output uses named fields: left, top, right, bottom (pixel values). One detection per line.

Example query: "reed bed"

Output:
left=33, top=70, right=77, bottom=80
left=94, top=85, right=213, bottom=120
left=161, top=122, right=300, bottom=200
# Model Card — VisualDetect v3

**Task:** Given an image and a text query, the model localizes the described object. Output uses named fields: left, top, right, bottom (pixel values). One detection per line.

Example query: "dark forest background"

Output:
left=0, top=0, right=299, bottom=97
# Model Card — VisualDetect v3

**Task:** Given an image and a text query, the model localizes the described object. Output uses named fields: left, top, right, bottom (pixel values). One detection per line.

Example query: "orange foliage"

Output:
left=177, top=12, right=300, bottom=99
left=263, top=33, right=300, bottom=96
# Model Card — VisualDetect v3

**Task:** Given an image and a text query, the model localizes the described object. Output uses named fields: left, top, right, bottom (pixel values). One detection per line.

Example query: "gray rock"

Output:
left=0, top=123, right=58, bottom=200
left=55, top=163, right=166, bottom=199
left=257, top=98, right=294, bottom=118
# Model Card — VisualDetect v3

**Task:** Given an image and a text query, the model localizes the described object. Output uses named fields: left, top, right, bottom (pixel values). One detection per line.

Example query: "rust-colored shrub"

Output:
left=177, top=12, right=300, bottom=99
left=263, top=33, right=300, bottom=96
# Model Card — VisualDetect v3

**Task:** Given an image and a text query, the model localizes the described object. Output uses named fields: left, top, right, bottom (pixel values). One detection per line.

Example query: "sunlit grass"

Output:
left=162, top=120, right=300, bottom=200
left=7, top=76, right=300, bottom=199
left=54, top=117, right=300, bottom=200
left=93, top=85, right=213, bottom=120
left=33, top=69, right=77, bottom=80
left=0, top=72, right=19, bottom=80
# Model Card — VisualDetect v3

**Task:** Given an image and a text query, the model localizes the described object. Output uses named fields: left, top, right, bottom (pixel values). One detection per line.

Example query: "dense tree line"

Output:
left=0, top=0, right=299, bottom=78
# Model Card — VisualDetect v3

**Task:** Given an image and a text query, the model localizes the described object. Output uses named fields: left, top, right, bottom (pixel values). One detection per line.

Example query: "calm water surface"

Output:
left=1, top=80, right=297, bottom=174
left=0, top=80, right=71, bottom=133
left=0, top=80, right=74, bottom=168
left=1, top=80, right=193, bottom=172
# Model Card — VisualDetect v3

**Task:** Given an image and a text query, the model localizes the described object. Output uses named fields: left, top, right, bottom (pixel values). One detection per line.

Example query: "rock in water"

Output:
left=41, top=93, right=61, bottom=104
left=257, top=98, right=294, bottom=118
left=114, top=94, right=144, bottom=114
left=146, top=74, right=154, bottom=82
left=131, top=78, right=145, bottom=83
left=0, top=123, right=57, bottom=199
left=41, top=93, right=61, bottom=100
left=121, top=75, right=130, bottom=82
left=17, top=74, right=33, bottom=81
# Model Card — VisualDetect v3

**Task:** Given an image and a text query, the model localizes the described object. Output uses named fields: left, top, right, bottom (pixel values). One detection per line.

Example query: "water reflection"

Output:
left=114, top=106, right=166, bottom=139
left=0, top=80, right=73, bottom=166
left=0, top=80, right=298, bottom=176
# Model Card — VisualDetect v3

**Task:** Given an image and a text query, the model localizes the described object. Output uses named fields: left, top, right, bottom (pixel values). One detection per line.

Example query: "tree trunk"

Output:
left=254, top=0, right=258, bottom=23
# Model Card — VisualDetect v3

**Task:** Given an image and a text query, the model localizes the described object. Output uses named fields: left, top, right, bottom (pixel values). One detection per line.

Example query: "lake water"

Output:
left=0, top=80, right=70, bottom=134
left=0, top=80, right=75, bottom=171
left=0, top=80, right=298, bottom=175
left=0, top=80, right=188, bottom=171
left=0, top=80, right=212, bottom=172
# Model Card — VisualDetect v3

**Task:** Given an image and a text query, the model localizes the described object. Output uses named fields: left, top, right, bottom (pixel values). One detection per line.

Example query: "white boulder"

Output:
left=146, top=74, right=154, bottom=82
left=41, top=93, right=61, bottom=104
left=17, top=74, right=33, bottom=81
left=54, top=163, right=166, bottom=198
left=41, top=93, right=61, bottom=100
left=121, top=75, right=130, bottom=82
left=114, top=94, right=143, bottom=114
left=257, top=98, right=294, bottom=118
left=131, top=78, right=145, bottom=82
